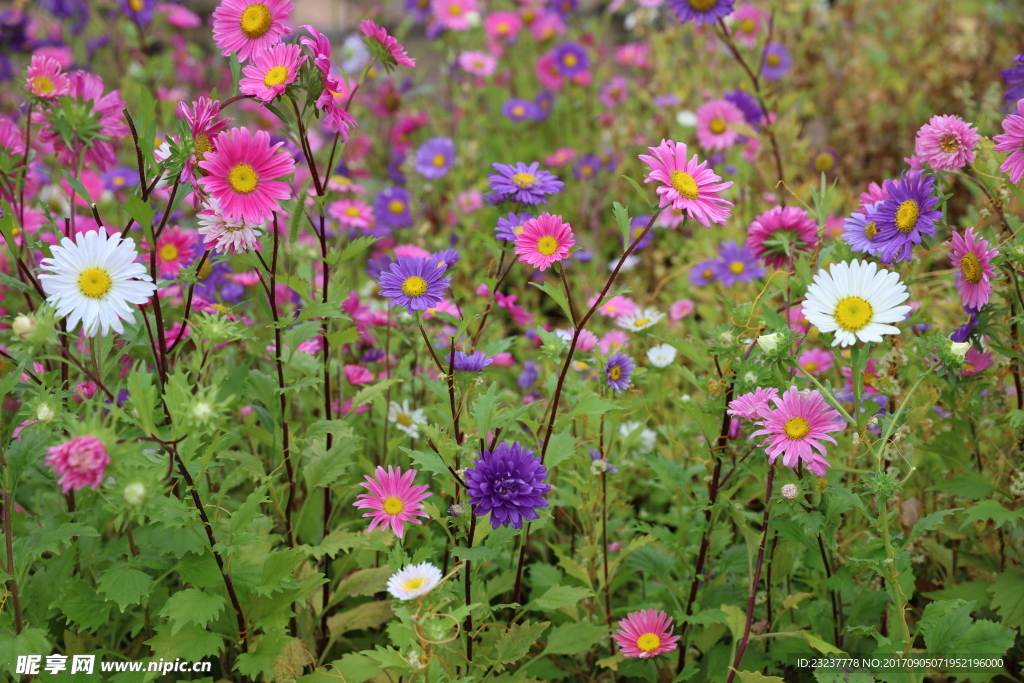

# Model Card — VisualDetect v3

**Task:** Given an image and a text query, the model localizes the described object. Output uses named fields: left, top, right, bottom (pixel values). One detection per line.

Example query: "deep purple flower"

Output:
left=724, top=89, right=763, bottom=127
left=842, top=200, right=884, bottom=257
left=1002, top=54, right=1024, bottom=108
left=552, top=0, right=578, bottom=17
left=465, top=442, right=551, bottom=529
left=518, top=360, right=538, bottom=389
left=414, top=137, right=456, bottom=179
left=534, top=90, right=555, bottom=120
left=624, top=215, right=655, bottom=251
left=195, top=261, right=245, bottom=303
left=495, top=212, right=533, bottom=242
left=502, top=98, right=540, bottom=122
left=761, top=43, right=791, bottom=80
left=377, top=256, right=452, bottom=313
left=487, top=162, right=564, bottom=205
left=431, top=248, right=461, bottom=269
left=118, top=0, right=154, bottom=25
left=374, top=186, right=413, bottom=229
left=711, top=240, right=765, bottom=286
left=573, top=154, right=601, bottom=181
left=667, top=0, right=735, bottom=25
left=552, top=42, right=589, bottom=77
left=452, top=350, right=493, bottom=372
left=102, top=166, right=138, bottom=192
left=867, top=170, right=942, bottom=264
left=388, top=152, right=407, bottom=184
left=951, top=312, right=980, bottom=343
left=365, top=253, right=395, bottom=280
left=605, top=353, right=634, bottom=394
left=404, top=0, right=432, bottom=23
left=689, top=259, right=719, bottom=287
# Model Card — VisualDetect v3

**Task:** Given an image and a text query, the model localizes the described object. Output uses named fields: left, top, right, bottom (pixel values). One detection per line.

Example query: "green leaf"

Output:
left=350, top=377, right=403, bottom=409
left=542, top=621, right=605, bottom=655
left=146, top=622, right=225, bottom=661
left=126, top=367, right=160, bottom=436
left=720, top=604, right=746, bottom=641
left=612, top=201, right=632, bottom=245
left=736, top=673, right=785, bottom=683
left=569, top=394, right=621, bottom=417
left=235, top=627, right=291, bottom=680
left=6, top=429, right=48, bottom=486
left=51, top=577, right=114, bottom=632
left=123, top=193, right=155, bottom=232
left=314, top=653, right=381, bottom=683
left=299, top=530, right=365, bottom=560
left=159, top=588, right=227, bottom=635
left=62, top=170, right=94, bottom=206
left=945, top=618, right=1016, bottom=658
left=528, top=280, right=574, bottom=323
left=920, top=599, right=975, bottom=654
left=922, top=580, right=992, bottom=610
left=621, top=174, right=654, bottom=208
left=334, top=567, right=392, bottom=600
left=988, top=569, right=1024, bottom=631
left=931, top=472, right=994, bottom=501
left=493, top=620, right=549, bottom=664
left=258, top=548, right=301, bottom=596
left=176, top=552, right=223, bottom=589
left=0, top=628, right=52, bottom=675
left=472, top=383, right=500, bottom=436
left=230, top=485, right=269, bottom=534
left=793, top=630, right=844, bottom=655
left=327, top=600, right=394, bottom=637
left=812, top=670, right=876, bottom=683
left=97, top=565, right=153, bottom=612
left=958, top=500, right=1024, bottom=530
left=451, top=545, right=497, bottom=563
left=903, top=508, right=963, bottom=548
left=404, top=448, right=450, bottom=479
left=533, top=585, right=593, bottom=610
left=544, top=430, right=576, bottom=469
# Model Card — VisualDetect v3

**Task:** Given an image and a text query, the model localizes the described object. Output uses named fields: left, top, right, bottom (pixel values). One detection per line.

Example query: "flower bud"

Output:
left=12, top=315, right=36, bottom=338
left=781, top=483, right=798, bottom=500
left=757, top=332, right=782, bottom=353
left=949, top=341, right=970, bottom=362
left=124, top=482, right=146, bottom=506
left=36, top=403, right=56, bottom=422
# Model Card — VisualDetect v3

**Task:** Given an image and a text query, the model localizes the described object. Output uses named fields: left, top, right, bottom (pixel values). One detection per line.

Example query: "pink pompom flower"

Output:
left=949, top=227, right=997, bottom=312
left=45, top=436, right=110, bottom=493
left=514, top=213, right=575, bottom=271
left=639, top=139, right=734, bottom=228
left=751, top=386, right=845, bottom=477
left=354, top=466, right=431, bottom=539
left=913, top=114, right=980, bottom=171
left=613, top=609, right=679, bottom=659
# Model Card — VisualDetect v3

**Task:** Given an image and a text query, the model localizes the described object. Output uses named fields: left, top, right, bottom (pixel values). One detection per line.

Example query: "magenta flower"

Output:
left=33, top=71, right=128, bottom=172
left=949, top=227, right=997, bottom=312
left=638, top=139, right=734, bottom=228
left=613, top=609, right=679, bottom=659
left=727, top=387, right=779, bottom=420
left=514, top=213, right=575, bottom=271
left=695, top=98, right=745, bottom=150
left=212, top=0, right=294, bottom=63
left=913, top=114, right=980, bottom=171
left=354, top=466, right=431, bottom=539
left=751, top=387, right=845, bottom=477
left=797, top=348, right=833, bottom=376
left=994, top=99, right=1024, bottom=184
left=239, top=42, right=305, bottom=102
left=26, top=54, right=68, bottom=98
left=746, top=205, right=818, bottom=269
left=46, top=436, right=110, bottom=493
left=361, top=20, right=417, bottom=69
left=198, top=127, right=296, bottom=224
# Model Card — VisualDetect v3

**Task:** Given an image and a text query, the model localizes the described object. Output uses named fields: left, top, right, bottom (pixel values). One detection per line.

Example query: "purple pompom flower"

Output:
left=465, top=442, right=551, bottom=529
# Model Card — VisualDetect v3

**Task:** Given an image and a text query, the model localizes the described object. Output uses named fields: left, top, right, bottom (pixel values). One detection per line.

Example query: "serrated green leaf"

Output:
left=544, top=430, right=576, bottom=469
left=988, top=569, right=1024, bottom=631
left=350, top=377, right=403, bottom=409
left=542, top=621, right=605, bottom=655
left=230, top=485, right=269, bottom=534
left=159, top=588, right=226, bottom=635
left=920, top=599, right=975, bottom=654
left=736, top=672, right=785, bottom=683
left=327, top=600, right=393, bottom=637
left=569, top=394, right=621, bottom=417
left=234, top=627, right=291, bottom=680
left=123, top=193, right=155, bottom=232
left=51, top=577, right=114, bottom=632
left=958, top=500, right=1024, bottom=530
left=97, top=565, right=153, bottom=613
left=146, top=622, right=225, bottom=661
left=494, top=620, right=549, bottom=664
left=334, top=567, right=392, bottom=601
left=0, top=628, right=52, bottom=675
left=903, top=508, right=963, bottom=548
left=314, top=653, right=380, bottom=683
left=533, top=585, right=592, bottom=610
left=258, top=548, right=301, bottom=596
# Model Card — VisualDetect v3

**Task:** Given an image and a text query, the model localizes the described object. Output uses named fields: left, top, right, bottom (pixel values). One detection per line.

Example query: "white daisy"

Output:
left=801, top=259, right=912, bottom=347
left=38, top=228, right=156, bottom=337
left=197, top=198, right=265, bottom=255
left=388, top=400, right=427, bottom=438
left=617, top=307, right=666, bottom=332
left=387, top=562, right=443, bottom=601
left=646, top=343, right=677, bottom=367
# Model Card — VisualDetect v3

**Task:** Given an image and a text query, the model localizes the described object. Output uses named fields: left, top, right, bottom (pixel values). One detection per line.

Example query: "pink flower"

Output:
left=613, top=609, right=679, bottom=659
left=727, top=387, right=779, bottom=420
left=197, top=198, right=265, bottom=255
left=731, top=4, right=766, bottom=47
left=515, top=213, right=575, bottom=271
left=914, top=114, right=979, bottom=171
left=963, top=346, right=993, bottom=377
left=599, top=330, right=629, bottom=355
left=160, top=3, right=202, bottom=28
left=34, top=71, right=128, bottom=171
left=859, top=181, right=889, bottom=209
left=545, top=148, right=577, bottom=166
left=695, top=98, right=745, bottom=150
left=330, top=198, right=375, bottom=231
left=458, top=50, right=497, bottom=77
left=45, top=436, right=110, bottom=493
left=615, top=42, right=650, bottom=69
left=73, top=381, right=98, bottom=403
left=239, top=43, right=305, bottom=102
left=344, top=365, right=374, bottom=385
left=492, top=352, right=515, bottom=366
left=594, top=295, right=637, bottom=318
left=354, top=466, right=431, bottom=538
left=751, top=387, right=845, bottom=477
left=432, top=0, right=477, bottom=30
left=212, top=0, right=294, bottom=63
left=949, top=227, right=997, bottom=312
left=485, top=11, right=522, bottom=40
left=670, top=299, right=694, bottom=320
left=361, top=20, right=417, bottom=68
left=151, top=226, right=198, bottom=278
left=535, top=53, right=564, bottom=90
left=746, top=206, right=818, bottom=270
left=797, top=348, right=833, bottom=375
left=198, top=127, right=296, bottom=224
left=840, top=359, right=881, bottom=394
left=456, top=189, right=483, bottom=213
left=639, top=139, right=734, bottom=228
left=994, top=99, right=1024, bottom=184
left=26, top=54, right=68, bottom=99
left=394, top=244, right=432, bottom=259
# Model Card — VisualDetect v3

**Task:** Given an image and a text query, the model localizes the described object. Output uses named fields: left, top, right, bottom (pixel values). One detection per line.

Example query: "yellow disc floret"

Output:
left=240, top=3, right=273, bottom=39
left=783, top=416, right=811, bottom=440
left=78, top=267, right=113, bottom=299
left=228, top=164, right=259, bottom=194
left=834, top=296, right=874, bottom=332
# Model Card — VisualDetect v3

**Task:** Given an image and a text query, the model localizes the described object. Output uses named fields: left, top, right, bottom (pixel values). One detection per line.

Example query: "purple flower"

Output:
left=377, top=256, right=452, bottom=313
left=431, top=248, right=461, bottom=269
left=534, top=90, right=555, bottom=120
left=1002, top=54, right=1024, bottom=108
left=388, top=152, right=407, bottom=184
left=118, top=0, right=154, bottom=24
left=868, top=171, right=942, bottom=264
left=102, top=166, right=138, bottom=192
left=495, top=212, right=533, bottom=242
left=465, top=442, right=551, bottom=529
left=689, top=259, right=719, bottom=287
left=951, top=312, right=980, bottom=343
left=761, top=43, right=791, bottom=80
left=414, top=137, right=456, bottom=179
left=452, top=350, right=493, bottom=372
left=624, top=215, right=655, bottom=251
left=552, top=0, right=578, bottom=17
left=605, top=353, right=634, bottom=394
left=552, top=42, right=589, bottom=77
left=711, top=240, right=765, bottom=286
left=842, top=200, right=884, bottom=257
left=196, top=261, right=245, bottom=304
left=653, top=93, right=680, bottom=108
left=502, top=98, right=540, bottom=122
left=589, top=449, right=618, bottom=475
left=404, top=0, right=432, bottom=23
left=518, top=360, right=538, bottom=389
left=374, top=186, right=413, bottom=229
left=574, top=154, right=601, bottom=181
left=365, top=253, right=395, bottom=280
left=667, top=0, right=735, bottom=25
left=724, top=89, right=763, bottom=127
left=487, top=162, right=564, bottom=205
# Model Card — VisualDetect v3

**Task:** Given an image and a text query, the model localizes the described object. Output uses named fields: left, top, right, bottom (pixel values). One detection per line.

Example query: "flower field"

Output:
left=1, top=0, right=1024, bottom=681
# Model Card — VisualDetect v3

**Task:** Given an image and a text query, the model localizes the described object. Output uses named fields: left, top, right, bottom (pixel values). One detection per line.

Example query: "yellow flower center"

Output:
left=834, top=296, right=874, bottom=332
left=345, top=206, right=361, bottom=217
left=802, top=361, right=818, bottom=372
left=513, top=105, right=525, bottom=117
left=239, top=3, right=273, bottom=39
left=729, top=261, right=745, bottom=274
left=403, top=578, right=425, bottom=591
left=228, top=164, right=259, bottom=194
left=160, top=243, right=179, bottom=262
left=199, top=259, right=214, bottom=279
left=669, top=170, right=699, bottom=200
left=633, top=318, right=650, bottom=327
left=512, top=172, right=537, bottom=189
left=383, top=497, right=405, bottom=515
left=563, top=54, right=577, bottom=67
left=514, top=225, right=525, bottom=234
left=702, top=268, right=713, bottom=280
left=449, top=4, right=462, bottom=15
left=536, top=236, right=559, bottom=255
left=193, top=133, right=212, bottom=163
left=389, top=200, right=406, bottom=214
left=814, top=152, right=835, bottom=172
left=497, top=22, right=509, bottom=33
left=864, top=221, right=878, bottom=241
left=113, top=176, right=126, bottom=187
left=263, top=65, right=290, bottom=87
left=960, top=252, right=983, bottom=284
left=636, top=633, right=661, bottom=653
left=609, top=365, right=622, bottom=380
left=767, top=53, right=781, bottom=67
left=130, top=0, right=144, bottom=10
left=397, top=413, right=412, bottom=426
left=31, top=76, right=55, bottom=94
left=864, top=372, right=877, bottom=387
left=402, top=276, right=428, bottom=297
left=940, top=135, right=960, bottom=153
left=783, top=416, right=811, bottom=440
left=432, top=153, right=447, bottom=167
left=895, top=200, right=919, bottom=233
left=739, top=18, right=756, bottom=34
left=78, top=267, right=113, bottom=299
left=709, top=118, right=726, bottom=134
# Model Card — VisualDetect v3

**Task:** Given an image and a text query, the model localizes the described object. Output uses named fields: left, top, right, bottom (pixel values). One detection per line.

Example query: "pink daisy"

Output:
left=840, top=359, right=881, bottom=394
left=669, top=299, right=694, bottom=320
left=914, top=114, right=980, bottom=171
left=797, top=348, right=833, bottom=376
left=613, top=609, right=679, bottom=659
left=34, top=71, right=127, bottom=172
left=594, top=294, right=637, bottom=318
left=727, top=387, right=779, bottom=420
left=160, top=3, right=203, bottom=29
left=151, top=227, right=198, bottom=278
left=949, top=227, right=997, bottom=311
left=746, top=205, right=819, bottom=270
left=197, top=198, right=265, bottom=255
left=329, top=198, right=375, bottom=231
left=994, top=99, right=1024, bottom=184
left=751, top=386, right=845, bottom=477
left=26, top=54, right=69, bottom=99
left=354, top=465, right=431, bottom=539
left=458, top=50, right=497, bottom=77
left=432, top=0, right=477, bottom=31
left=239, top=43, right=305, bottom=102
left=394, top=244, right=432, bottom=259
left=212, top=0, right=294, bottom=63
left=859, top=181, right=888, bottom=208
left=177, top=97, right=232, bottom=199
left=695, top=98, right=745, bottom=151
left=197, top=127, right=296, bottom=224
left=515, top=213, right=575, bottom=271
left=638, top=139, right=734, bottom=228
left=484, top=11, right=522, bottom=41
left=731, top=4, right=766, bottom=47
left=45, top=436, right=110, bottom=493
left=0, top=117, right=25, bottom=156
left=361, top=20, right=416, bottom=69
left=545, top=148, right=576, bottom=166
left=963, top=346, right=993, bottom=377
left=300, top=26, right=358, bottom=140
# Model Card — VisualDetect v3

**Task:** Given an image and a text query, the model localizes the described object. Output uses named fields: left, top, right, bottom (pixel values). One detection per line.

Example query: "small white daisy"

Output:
left=802, top=259, right=912, bottom=347
left=197, top=198, right=265, bottom=255
left=387, top=562, right=443, bottom=601
left=617, top=307, right=666, bottom=332
left=38, top=228, right=156, bottom=337
left=388, top=400, right=427, bottom=438
left=646, top=343, right=677, bottom=367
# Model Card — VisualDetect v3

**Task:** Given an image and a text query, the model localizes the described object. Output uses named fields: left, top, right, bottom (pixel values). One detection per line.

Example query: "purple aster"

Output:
left=605, top=353, right=634, bottom=394
left=711, top=240, right=765, bottom=286
left=195, top=261, right=245, bottom=304
left=624, top=215, right=655, bottom=251
left=518, top=360, right=538, bottom=389
left=361, top=348, right=387, bottom=363
left=102, top=166, right=138, bottom=192
left=465, top=442, right=551, bottom=529
left=452, top=350, right=493, bottom=372
left=377, top=256, right=452, bottom=314
left=487, top=162, right=564, bottom=205
left=118, top=0, right=154, bottom=25
left=598, top=148, right=620, bottom=173
left=404, top=0, right=432, bottom=23
left=502, top=98, right=540, bottom=122
left=365, top=252, right=395, bottom=280
left=1002, top=54, right=1024, bottom=108
left=667, top=0, right=735, bottom=25
left=573, top=154, right=601, bottom=181
left=431, top=248, right=461, bottom=269
left=689, top=259, right=720, bottom=287
left=374, top=186, right=413, bottom=229
left=552, top=42, right=589, bottom=77
left=495, top=212, right=533, bottom=242
left=534, top=90, right=555, bottom=120
left=654, top=93, right=680, bottom=108
left=388, top=152, right=407, bottom=184
left=868, top=170, right=942, bottom=264
left=951, top=312, right=980, bottom=343
left=552, top=0, right=578, bottom=17
left=761, top=43, right=791, bottom=80
left=842, top=200, right=884, bottom=257
left=589, top=449, right=618, bottom=475
left=810, top=148, right=840, bottom=176
left=414, top=137, right=456, bottom=179
left=724, top=89, right=763, bottom=127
